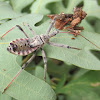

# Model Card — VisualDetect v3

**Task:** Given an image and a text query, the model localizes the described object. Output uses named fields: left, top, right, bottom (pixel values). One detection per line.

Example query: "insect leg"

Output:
left=1, top=25, right=29, bottom=39
left=2, top=53, right=36, bottom=94
left=48, top=42, right=81, bottom=50
left=49, top=29, right=59, bottom=38
left=16, top=25, right=29, bottom=38
left=41, top=48, right=47, bottom=81
left=46, top=16, right=57, bottom=35
left=23, top=23, right=36, bottom=36
left=58, top=18, right=71, bottom=30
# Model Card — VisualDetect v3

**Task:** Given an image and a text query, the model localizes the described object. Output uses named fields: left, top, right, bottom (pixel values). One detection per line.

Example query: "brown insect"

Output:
left=47, top=12, right=73, bottom=30
left=47, top=7, right=87, bottom=36
left=47, top=7, right=100, bottom=49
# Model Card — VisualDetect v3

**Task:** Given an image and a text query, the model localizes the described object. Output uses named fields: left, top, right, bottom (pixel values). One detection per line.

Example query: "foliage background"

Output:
left=0, top=0, right=100, bottom=100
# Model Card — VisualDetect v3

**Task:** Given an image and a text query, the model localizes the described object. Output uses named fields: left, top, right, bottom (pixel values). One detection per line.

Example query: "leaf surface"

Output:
left=30, top=0, right=60, bottom=14
left=0, top=1, right=21, bottom=20
left=58, top=71, right=100, bottom=100
left=10, top=0, right=33, bottom=12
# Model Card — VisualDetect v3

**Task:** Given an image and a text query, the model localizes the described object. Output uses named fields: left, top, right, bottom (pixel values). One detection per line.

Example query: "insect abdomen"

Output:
left=7, top=38, right=38, bottom=56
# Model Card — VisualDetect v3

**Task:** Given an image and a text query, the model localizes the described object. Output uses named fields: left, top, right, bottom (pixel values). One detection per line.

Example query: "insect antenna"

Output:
left=60, top=32, right=100, bottom=49
left=79, top=34, right=100, bottom=49
left=0, top=26, right=16, bottom=39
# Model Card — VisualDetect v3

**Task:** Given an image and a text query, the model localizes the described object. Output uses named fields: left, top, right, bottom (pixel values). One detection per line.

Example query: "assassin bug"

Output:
left=47, top=7, right=100, bottom=49
left=1, top=17, right=81, bottom=93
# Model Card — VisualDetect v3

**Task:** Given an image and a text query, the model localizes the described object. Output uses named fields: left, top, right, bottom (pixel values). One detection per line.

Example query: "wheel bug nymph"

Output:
left=1, top=16, right=81, bottom=93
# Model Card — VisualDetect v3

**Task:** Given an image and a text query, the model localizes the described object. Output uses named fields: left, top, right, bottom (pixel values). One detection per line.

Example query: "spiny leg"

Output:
left=46, top=16, right=57, bottom=35
left=1, top=25, right=29, bottom=39
left=40, top=48, right=47, bottom=81
left=48, top=42, right=81, bottom=50
left=2, top=53, right=36, bottom=94
left=23, top=23, right=36, bottom=36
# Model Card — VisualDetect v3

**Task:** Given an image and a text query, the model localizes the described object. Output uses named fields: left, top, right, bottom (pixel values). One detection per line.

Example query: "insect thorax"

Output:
left=28, top=34, right=49, bottom=47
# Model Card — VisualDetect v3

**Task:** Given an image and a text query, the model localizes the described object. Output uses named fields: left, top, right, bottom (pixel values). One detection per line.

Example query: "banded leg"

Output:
left=48, top=42, right=81, bottom=50
left=49, top=29, right=59, bottom=38
left=1, top=25, right=29, bottom=39
left=41, top=48, right=47, bottom=81
left=2, top=53, right=36, bottom=94
left=46, top=16, right=57, bottom=35
left=23, top=23, right=36, bottom=36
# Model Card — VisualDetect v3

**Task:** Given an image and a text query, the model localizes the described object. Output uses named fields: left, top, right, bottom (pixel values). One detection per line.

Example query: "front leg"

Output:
left=1, top=25, right=29, bottom=39
left=46, top=16, right=57, bottom=35
left=40, top=48, right=47, bottom=81
left=48, top=42, right=81, bottom=50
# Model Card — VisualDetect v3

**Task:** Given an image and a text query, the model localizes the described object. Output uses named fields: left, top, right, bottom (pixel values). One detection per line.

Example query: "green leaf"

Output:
left=46, top=1, right=65, bottom=14
left=0, top=0, right=9, bottom=2
left=0, top=14, right=56, bottom=100
left=55, top=75, right=67, bottom=93
left=58, top=71, right=100, bottom=100
left=83, top=0, right=100, bottom=19
left=10, top=0, right=33, bottom=12
left=0, top=92, right=12, bottom=100
left=0, top=13, right=100, bottom=74
left=80, top=19, right=94, bottom=32
left=47, top=59, right=72, bottom=78
left=0, top=1, right=21, bottom=20
left=72, top=69, right=89, bottom=79
left=36, top=20, right=100, bottom=70
left=35, top=66, right=50, bottom=84
left=65, top=0, right=83, bottom=13
left=30, top=0, right=60, bottom=14
left=46, top=0, right=83, bottom=14
left=0, top=49, right=56, bottom=100
left=94, top=19, right=100, bottom=33
left=0, top=0, right=100, bottom=100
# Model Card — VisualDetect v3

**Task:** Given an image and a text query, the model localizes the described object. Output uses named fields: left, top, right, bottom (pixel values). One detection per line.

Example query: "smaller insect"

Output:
left=47, top=7, right=100, bottom=49
left=47, top=12, right=73, bottom=30
left=1, top=16, right=81, bottom=93
left=47, top=7, right=87, bottom=36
